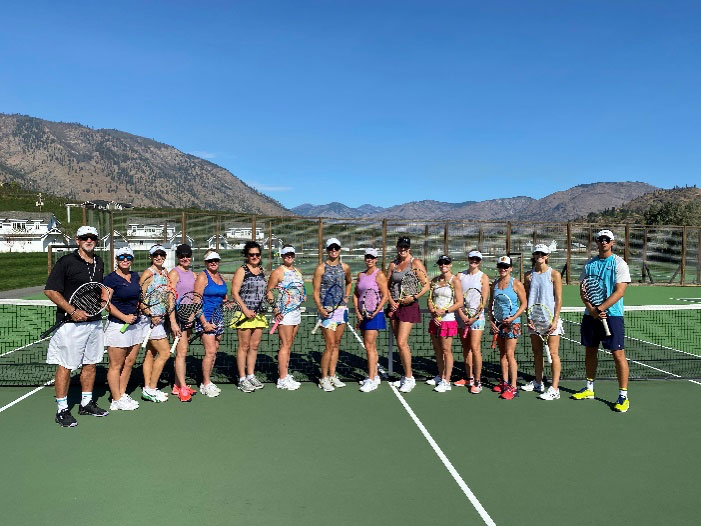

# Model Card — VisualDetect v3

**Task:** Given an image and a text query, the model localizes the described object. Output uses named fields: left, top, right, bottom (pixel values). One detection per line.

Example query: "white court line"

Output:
left=389, top=384, right=496, bottom=526
left=0, top=382, right=51, bottom=413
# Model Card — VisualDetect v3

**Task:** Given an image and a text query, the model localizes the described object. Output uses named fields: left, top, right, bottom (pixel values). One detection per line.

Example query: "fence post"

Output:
left=381, top=219, right=387, bottom=271
left=443, top=222, right=449, bottom=256
left=532, top=227, right=537, bottom=249
left=109, top=211, right=114, bottom=273
left=181, top=212, right=186, bottom=244
left=624, top=224, right=630, bottom=263
left=317, top=218, right=323, bottom=265
left=251, top=215, right=256, bottom=241
left=424, top=225, right=429, bottom=261
left=566, top=222, right=572, bottom=284
left=642, top=227, right=648, bottom=282
left=268, top=220, right=273, bottom=274
left=82, top=206, right=86, bottom=226
left=215, top=214, right=220, bottom=251
left=47, top=244, right=52, bottom=275
left=681, top=226, right=687, bottom=285
left=506, top=222, right=511, bottom=254
left=697, top=228, right=701, bottom=284
left=478, top=225, right=483, bottom=252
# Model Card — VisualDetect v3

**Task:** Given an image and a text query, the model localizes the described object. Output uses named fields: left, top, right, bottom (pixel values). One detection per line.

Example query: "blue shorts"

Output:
left=580, top=315, right=625, bottom=351
left=359, top=311, right=386, bottom=331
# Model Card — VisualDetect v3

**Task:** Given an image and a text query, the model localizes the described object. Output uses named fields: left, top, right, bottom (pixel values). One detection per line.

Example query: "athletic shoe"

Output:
left=521, top=380, right=545, bottom=393
left=433, top=379, right=451, bottom=393
left=571, top=387, right=595, bottom=400
left=110, top=397, right=138, bottom=411
left=500, top=385, right=519, bottom=400
left=122, top=393, right=139, bottom=409
left=399, top=376, right=416, bottom=393
left=200, top=383, right=220, bottom=398
left=453, top=378, right=467, bottom=387
left=172, top=385, right=197, bottom=396
left=469, top=383, right=483, bottom=394
left=614, top=395, right=630, bottom=413
left=359, top=378, right=378, bottom=393
left=178, top=386, right=192, bottom=402
left=492, top=381, right=508, bottom=393
left=277, top=376, right=300, bottom=391
left=248, top=376, right=265, bottom=390
left=425, top=375, right=440, bottom=386
left=330, top=376, right=346, bottom=388
left=154, top=389, right=169, bottom=402
left=141, top=389, right=164, bottom=403
left=78, top=400, right=109, bottom=417
left=55, top=408, right=78, bottom=427
left=538, top=386, right=560, bottom=401
left=391, top=376, right=406, bottom=388
left=319, top=377, right=335, bottom=392
left=238, top=378, right=256, bottom=393
left=286, top=374, right=301, bottom=389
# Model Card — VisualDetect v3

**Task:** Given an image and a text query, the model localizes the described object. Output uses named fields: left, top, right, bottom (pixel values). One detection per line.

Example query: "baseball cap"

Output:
left=596, top=229, right=615, bottom=241
left=364, top=248, right=378, bottom=258
left=497, top=255, right=512, bottom=266
left=326, top=238, right=341, bottom=249
left=468, top=250, right=483, bottom=260
left=175, top=244, right=193, bottom=257
left=204, top=251, right=221, bottom=261
left=532, top=244, right=550, bottom=254
left=115, top=246, right=134, bottom=258
left=396, top=236, right=411, bottom=247
left=281, top=246, right=296, bottom=255
left=436, top=254, right=452, bottom=264
left=76, top=226, right=98, bottom=237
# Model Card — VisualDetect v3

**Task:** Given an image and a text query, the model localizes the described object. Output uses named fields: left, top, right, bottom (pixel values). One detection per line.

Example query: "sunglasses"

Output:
left=116, top=255, right=134, bottom=261
left=364, top=255, right=377, bottom=259
left=206, top=259, right=220, bottom=263
left=78, top=235, right=98, bottom=241
left=327, top=245, right=341, bottom=251
left=437, top=261, right=451, bottom=266
left=597, top=237, right=612, bottom=243
left=247, top=252, right=261, bottom=258
left=178, top=255, right=192, bottom=259
left=533, top=252, right=547, bottom=257
left=497, top=264, right=511, bottom=269
left=151, top=252, right=166, bottom=258
left=468, top=258, right=481, bottom=263
left=282, top=253, right=296, bottom=257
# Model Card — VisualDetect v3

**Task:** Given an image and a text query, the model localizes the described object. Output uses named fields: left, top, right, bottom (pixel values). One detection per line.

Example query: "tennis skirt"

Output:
left=359, top=311, right=386, bottom=331
left=428, top=320, right=458, bottom=337
left=279, top=308, right=302, bottom=326
left=139, top=315, right=167, bottom=340
left=319, top=306, right=347, bottom=331
left=46, top=320, right=104, bottom=370
left=458, top=317, right=485, bottom=332
left=104, top=319, right=145, bottom=347
left=386, top=302, right=421, bottom=323
left=232, top=312, right=269, bottom=330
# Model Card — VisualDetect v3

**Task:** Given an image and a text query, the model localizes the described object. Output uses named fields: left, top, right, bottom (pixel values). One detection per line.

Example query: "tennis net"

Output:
left=1, top=300, right=700, bottom=386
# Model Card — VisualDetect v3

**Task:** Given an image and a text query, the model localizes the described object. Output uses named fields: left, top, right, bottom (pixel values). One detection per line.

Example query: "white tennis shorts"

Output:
left=104, top=319, right=145, bottom=348
left=46, top=320, right=104, bottom=370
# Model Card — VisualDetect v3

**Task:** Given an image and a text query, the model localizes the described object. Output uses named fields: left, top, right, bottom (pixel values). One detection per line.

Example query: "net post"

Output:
left=381, top=219, right=387, bottom=271
left=181, top=212, right=186, bottom=244
left=624, top=224, right=630, bottom=263
left=387, top=324, right=394, bottom=376
left=566, top=222, right=572, bottom=284
left=317, top=218, right=323, bottom=265
left=506, top=221, right=511, bottom=254
left=681, top=225, right=687, bottom=285
left=109, top=211, right=114, bottom=273
left=443, top=222, right=449, bottom=256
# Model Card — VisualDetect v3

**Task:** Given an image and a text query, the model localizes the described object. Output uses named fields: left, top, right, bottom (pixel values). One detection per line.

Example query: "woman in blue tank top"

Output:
left=489, top=255, right=527, bottom=400
left=194, top=250, right=228, bottom=398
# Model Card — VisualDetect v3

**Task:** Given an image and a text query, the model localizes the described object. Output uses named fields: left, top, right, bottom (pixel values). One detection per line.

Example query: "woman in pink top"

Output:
left=168, top=244, right=197, bottom=402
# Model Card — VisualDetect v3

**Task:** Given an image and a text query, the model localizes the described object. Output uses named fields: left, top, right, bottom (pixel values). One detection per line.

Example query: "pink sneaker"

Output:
left=469, top=383, right=482, bottom=394
left=500, top=385, right=519, bottom=400
left=492, top=381, right=508, bottom=393
left=454, top=378, right=468, bottom=387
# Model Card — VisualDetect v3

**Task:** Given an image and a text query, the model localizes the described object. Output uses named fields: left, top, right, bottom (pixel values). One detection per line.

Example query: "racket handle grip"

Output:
left=311, top=319, right=322, bottom=335
left=601, top=318, right=611, bottom=337
left=269, top=320, right=281, bottom=335
left=120, top=322, right=130, bottom=334
left=170, top=336, right=180, bottom=354
left=545, top=343, right=552, bottom=364
left=491, top=333, right=497, bottom=349
left=141, top=326, right=153, bottom=348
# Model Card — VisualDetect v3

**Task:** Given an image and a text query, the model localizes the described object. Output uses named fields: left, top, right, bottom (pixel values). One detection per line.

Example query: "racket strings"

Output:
left=464, top=289, right=482, bottom=315
left=493, top=296, right=512, bottom=322
left=581, top=277, right=606, bottom=304
left=529, top=306, right=552, bottom=332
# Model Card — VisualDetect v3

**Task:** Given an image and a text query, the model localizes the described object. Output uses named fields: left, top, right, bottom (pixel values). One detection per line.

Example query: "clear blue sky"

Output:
left=1, top=1, right=699, bottom=209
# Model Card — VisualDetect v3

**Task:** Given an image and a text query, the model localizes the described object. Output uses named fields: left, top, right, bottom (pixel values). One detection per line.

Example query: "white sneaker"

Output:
left=391, top=376, right=406, bottom=388
left=154, top=389, right=169, bottom=402
left=277, top=376, right=301, bottom=391
left=200, top=383, right=220, bottom=397
left=248, top=376, right=265, bottom=390
left=122, top=393, right=139, bottom=408
left=433, top=379, right=451, bottom=393
left=521, top=380, right=545, bottom=393
left=359, top=378, right=378, bottom=393
left=539, top=386, right=561, bottom=400
left=319, top=377, right=335, bottom=392
left=286, top=374, right=301, bottom=388
left=330, top=376, right=346, bottom=388
left=238, top=378, right=256, bottom=393
left=110, top=397, right=137, bottom=411
left=399, top=376, right=416, bottom=393
left=425, top=375, right=441, bottom=386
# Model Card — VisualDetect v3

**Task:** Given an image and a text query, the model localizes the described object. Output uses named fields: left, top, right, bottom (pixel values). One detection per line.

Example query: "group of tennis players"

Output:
left=45, top=226, right=631, bottom=427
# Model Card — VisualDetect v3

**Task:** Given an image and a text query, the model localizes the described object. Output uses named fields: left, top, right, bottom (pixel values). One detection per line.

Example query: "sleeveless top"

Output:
left=389, top=257, right=413, bottom=300
left=528, top=267, right=555, bottom=313
left=239, top=264, right=267, bottom=311
left=459, top=270, right=485, bottom=321
left=431, top=276, right=456, bottom=322
left=145, top=267, right=169, bottom=294
left=357, top=268, right=380, bottom=297
left=202, top=269, right=227, bottom=320
left=280, top=266, right=304, bottom=289
left=493, top=277, right=520, bottom=323
left=174, top=266, right=196, bottom=298
left=320, top=262, right=346, bottom=306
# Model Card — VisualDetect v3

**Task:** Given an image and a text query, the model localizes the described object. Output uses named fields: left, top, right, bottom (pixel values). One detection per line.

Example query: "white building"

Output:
left=0, top=212, right=70, bottom=253
left=112, top=217, right=194, bottom=251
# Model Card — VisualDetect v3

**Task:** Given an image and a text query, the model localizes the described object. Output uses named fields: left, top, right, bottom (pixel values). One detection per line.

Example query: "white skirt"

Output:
left=280, top=308, right=302, bottom=326
left=104, top=319, right=146, bottom=348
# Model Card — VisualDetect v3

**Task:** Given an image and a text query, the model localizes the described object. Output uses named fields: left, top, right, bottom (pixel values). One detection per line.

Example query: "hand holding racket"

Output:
left=169, top=291, right=203, bottom=354
left=461, top=287, right=483, bottom=338
left=490, top=293, right=513, bottom=349
left=269, top=283, right=306, bottom=335
left=389, top=268, right=426, bottom=317
left=189, top=300, right=242, bottom=343
left=429, top=281, right=454, bottom=325
left=41, top=282, right=112, bottom=339
left=140, top=284, right=176, bottom=348
left=527, top=303, right=554, bottom=364
left=312, top=283, right=344, bottom=334
left=120, top=293, right=145, bottom=333
left=580, top=275, right=611, bottom=337
left=359, top=288, right=381, bottom=320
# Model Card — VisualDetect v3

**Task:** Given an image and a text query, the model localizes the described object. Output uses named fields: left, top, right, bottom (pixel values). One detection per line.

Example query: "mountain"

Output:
left=0, top=114, right=289, bottom=215
left=292, top=182, right=658, bottom=221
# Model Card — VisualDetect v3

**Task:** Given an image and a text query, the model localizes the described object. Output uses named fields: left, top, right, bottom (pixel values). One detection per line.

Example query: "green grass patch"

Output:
left=0, top=252, right=48, bottom=291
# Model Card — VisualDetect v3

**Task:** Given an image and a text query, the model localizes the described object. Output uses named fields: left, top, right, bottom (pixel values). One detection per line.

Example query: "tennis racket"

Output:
left=41, top=282, right=112, bottom=339
left=359, top=288, right=381, bottom=320
left=141, top=284, right=177, bottom=348
left=119, top=293, right=142, bottom=333
left=389, top=268, right=426, bottom=318
left=527, top=303, right=553, bottom=364
left=461, top=287, right=483, bottom=338
left=188, top=300, right=243, bottom=343
left=269, top=282, right=306, bottom=334
left=580, top=274, right=611, bottom=337
left=311, top=282, right=344, bottom=334
left=491, top=292, right=513, bottom=349
left=429, top=281, right=454, bottom=325
left=169, top=291, right=203, bottom=354
left=233, top=277, right=270, bottom=328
